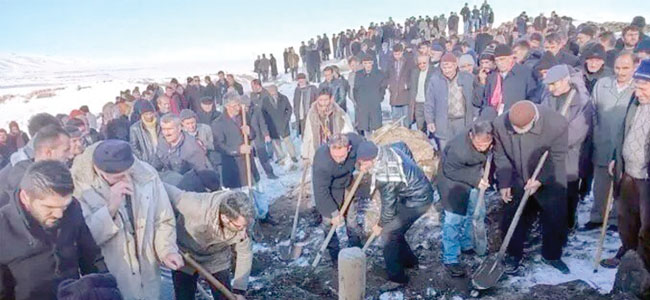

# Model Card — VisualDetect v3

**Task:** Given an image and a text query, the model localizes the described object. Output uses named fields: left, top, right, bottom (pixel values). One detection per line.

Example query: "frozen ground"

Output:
left=1, top=56, right=624, bottom=299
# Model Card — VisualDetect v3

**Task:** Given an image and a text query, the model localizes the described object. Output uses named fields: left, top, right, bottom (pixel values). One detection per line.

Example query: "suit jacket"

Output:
left=386, top=57, right=413, bottom=106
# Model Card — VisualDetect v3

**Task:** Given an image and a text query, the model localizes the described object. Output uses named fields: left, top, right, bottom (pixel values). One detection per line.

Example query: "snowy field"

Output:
left=0, top=55, right=623, bottom=299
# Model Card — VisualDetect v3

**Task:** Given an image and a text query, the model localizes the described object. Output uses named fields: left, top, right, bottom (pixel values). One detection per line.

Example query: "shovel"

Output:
left=362, top=231, right=379, bottom=252
left=311, top=171, right=367, bottom=267
left=279, top=164, right=311, bottom=261
left=472, top=150, right=548, bottom=290
left=182, top=252, right=237, bottom=300
left=593, top=182, right=614, bottom=273
left=472, top=90, right=576, bottom=290
left=472, top=153, right=493, bottom=256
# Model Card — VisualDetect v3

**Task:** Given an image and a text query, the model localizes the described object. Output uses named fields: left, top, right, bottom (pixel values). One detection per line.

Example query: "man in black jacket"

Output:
left=312, top=133, right=364, bottom=265
left=493, top=100, right=570, bottom=274
left=438, top=121, right=492, bottom=277
left=0, top=160, right=107, bottom=300
left=357, top=140, right=434, bottom=292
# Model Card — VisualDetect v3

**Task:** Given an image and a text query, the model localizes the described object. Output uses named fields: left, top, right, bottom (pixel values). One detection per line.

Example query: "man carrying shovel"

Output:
left=493, top=100, right=570, bottom=274
left=438, top=120, right=493, bottom=277
left=356, top=140, right=434, bottom=292
left=312, top=133, right=365, bottom=266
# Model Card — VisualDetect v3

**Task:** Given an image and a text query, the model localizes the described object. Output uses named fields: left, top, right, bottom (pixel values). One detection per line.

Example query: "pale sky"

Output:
left=0, top=0, right=644, bottom=65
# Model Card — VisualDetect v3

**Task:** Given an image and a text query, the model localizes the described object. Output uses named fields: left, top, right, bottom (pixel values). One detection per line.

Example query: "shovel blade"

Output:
left=279, top=243, right=304, bottom=261
left=472, top=218, right=488, bottom=256
left=472, top=254, right=505, bottom=290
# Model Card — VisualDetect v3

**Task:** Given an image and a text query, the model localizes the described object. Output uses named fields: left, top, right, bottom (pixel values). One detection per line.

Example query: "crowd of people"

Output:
left=1, top=1, right=650, bottom=299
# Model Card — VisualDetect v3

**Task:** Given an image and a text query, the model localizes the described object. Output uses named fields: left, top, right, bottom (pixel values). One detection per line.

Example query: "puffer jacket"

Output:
left=164, top=184, right=252, bottom=291
left=373, top=143, right=434, bottom=226
left=70, top=143, right=179, bottom=300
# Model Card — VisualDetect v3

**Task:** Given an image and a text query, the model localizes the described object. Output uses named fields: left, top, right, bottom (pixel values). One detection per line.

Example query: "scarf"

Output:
left=141, top=117, right=159, bottom=147
left=489, top=73, right=503, bottom=111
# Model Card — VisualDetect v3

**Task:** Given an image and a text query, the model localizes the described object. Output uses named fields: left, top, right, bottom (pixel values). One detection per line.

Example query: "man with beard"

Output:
left=0, top=125, right=73, bottom=208
left=0, top=161, right=107, bottom=300
left=301, top=88, right=354, bottom=163
left=293, top=73, right=318, bottom=136
left=129, top=101, right=160, bottom=166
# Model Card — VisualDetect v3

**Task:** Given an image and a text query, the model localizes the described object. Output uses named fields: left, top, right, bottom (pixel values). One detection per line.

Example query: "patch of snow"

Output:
left=506, top=193, right=621, bottom=294
left=379, top=291, right=404, bottom=300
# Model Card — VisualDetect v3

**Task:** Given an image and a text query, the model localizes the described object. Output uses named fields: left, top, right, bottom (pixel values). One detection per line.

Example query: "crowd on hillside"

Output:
left=1, top=1, right=650, bottom=299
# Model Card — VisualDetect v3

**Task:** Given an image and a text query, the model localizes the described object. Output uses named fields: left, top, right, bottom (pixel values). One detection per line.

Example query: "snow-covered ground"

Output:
left=1, top=56, right=623, bottom=298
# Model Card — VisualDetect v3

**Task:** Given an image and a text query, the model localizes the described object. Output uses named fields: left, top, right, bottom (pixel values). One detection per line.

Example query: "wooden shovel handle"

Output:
left=182, top=252, right=237, bottom=300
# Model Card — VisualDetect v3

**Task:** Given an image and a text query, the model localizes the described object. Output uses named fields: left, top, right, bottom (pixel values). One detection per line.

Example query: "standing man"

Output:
left=71, top=140, right=183, bottom=299
left=541, top=65, right=593, bottom=231
left=460, top=3, right=471, bottom=34
left=386, top=44, right=412, bottom=126
left=425, top=53, right=479, bottom=151
left=477, top=44, right=538, bottom=115
left=438, top=121, right=493, bottom=277
left=408, top=55, right=434, bottom=132
left=301, top=88, right=355, bottom=163
left=270, top=54, right=278, bottom=81
left=312, top=133, right=364, bottom=266
left=262, top=85, right=298, bottom=165
left=215, top=71, right=229, bottom=106
left=288, top=48, right=300, bottom=81
left=353, top=55, right=387, bottom=137
left=602, top=60, right=650, bottom=269
left=357, top=140, right=434, bottom=292
left=582, top=52, right=636, bottom=231
left=129, top=101, right=160, bottom=167
left=493, top=101, right=570, bottom=274
left=319, top=66, right=347, bottom=112
left=0, top=161, right=108, bottom=300
left=259, top=54, right=270, bottom=82
left=293, top=73, right=318, bottom=137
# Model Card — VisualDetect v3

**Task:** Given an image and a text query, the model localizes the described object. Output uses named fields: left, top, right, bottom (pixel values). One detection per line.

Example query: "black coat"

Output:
left=196, top=107, right=222, bottom=126
left=311, top=133, right=363, bottom=217
left=437, top=132, right=488, bottom=215
left=261, top=93, right=292, bottom=139
left=185, top=86, right=203, bottom=112
left=477, top=63, right=539, bottom=111
left=0, top=193, right=107, bottom=300
left=203, top=82, right=218, bottom=102
left=211, top=113, right=260, bottom=188
left=353, top=69, right=387, bottom=131
left=376, top=144, right=434, bottom=226
left=493, top=104, right=568, bottom=191
left=0, top=159, right=31, bottom=208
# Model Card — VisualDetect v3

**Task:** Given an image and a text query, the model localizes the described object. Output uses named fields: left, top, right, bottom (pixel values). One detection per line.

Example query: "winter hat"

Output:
left=431, top=44, right=445, bottom=52
left=139, top=101, right=155, bottom=114
left=459, top=54, right=475, bottom=66
left=93, top=140, right=135, bottom=174
left=508, top=101, right=537, bottom=129
left=440, top=52, right=458, bottom=63
left=544, top=64, right=571, bottom=84
left=493, top=44, right=513, bottom=58
left=57, top=273, right=123, bottom=300
left=535, top=51, right=559, bottom=72
left=578, top=26, right=595, bottom=37
left=69, top=109, right=85, bottom=119
left=635, top=39, right=650, bottom=54
left=179, top=109, right=197, bottom=121
left=582, top=44, right=606, bottom=61
left=633, top=59, right=650, bottom=81
left=632, top=16, right=646, bottom=29
left=64, top=125, right=83, bottom=139
left=200, top=96, right=214, bottom=104
left=356, top=141, right=378, bottom=161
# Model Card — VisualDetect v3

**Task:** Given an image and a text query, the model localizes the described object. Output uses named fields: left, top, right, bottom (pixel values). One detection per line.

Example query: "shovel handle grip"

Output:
left=311, top=171, right=366, bottom=267
left=473, top=153, right=493, bottom=220
left=182, top=252, right=237, bottom=300
left=362, top=232, right=378, bottom=252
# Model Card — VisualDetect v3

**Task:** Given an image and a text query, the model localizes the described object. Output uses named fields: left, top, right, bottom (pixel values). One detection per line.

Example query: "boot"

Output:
left=542, top=258, right=570, bottom=274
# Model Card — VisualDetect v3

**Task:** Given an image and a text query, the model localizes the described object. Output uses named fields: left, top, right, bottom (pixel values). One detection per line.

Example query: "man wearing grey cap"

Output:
left=71, top=140, right=183, bottom=299
left=541, top=64, right=593, bottom=231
